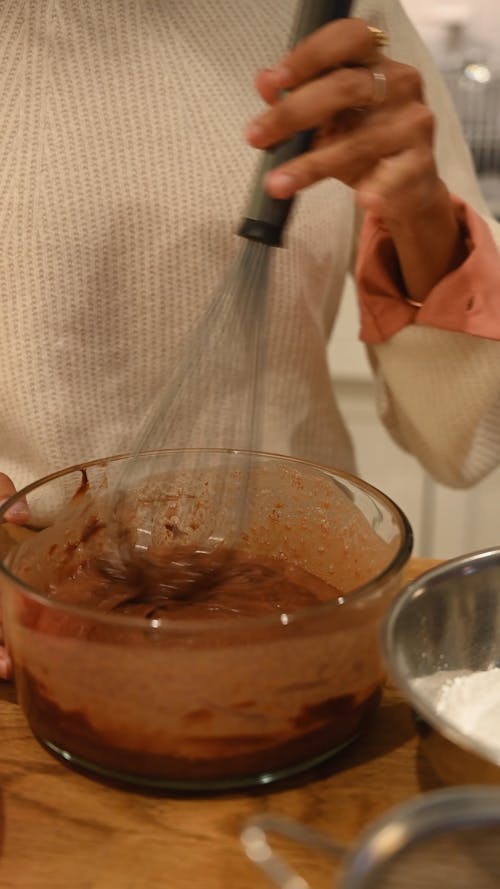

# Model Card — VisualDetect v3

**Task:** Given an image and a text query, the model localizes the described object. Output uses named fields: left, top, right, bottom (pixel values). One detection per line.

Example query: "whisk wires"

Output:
left=110, top=238, right=270, bottom=550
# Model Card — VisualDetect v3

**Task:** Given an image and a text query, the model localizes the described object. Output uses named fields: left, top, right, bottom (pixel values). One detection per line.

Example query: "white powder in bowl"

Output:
left=412, top=668, right=500, bottom=756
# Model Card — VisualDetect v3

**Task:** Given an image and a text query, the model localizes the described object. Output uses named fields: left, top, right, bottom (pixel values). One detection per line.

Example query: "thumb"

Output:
left=0, top=473, right=29, bottom=525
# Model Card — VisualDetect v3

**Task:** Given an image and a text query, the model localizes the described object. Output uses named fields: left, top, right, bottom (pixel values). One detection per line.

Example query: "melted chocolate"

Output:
left=45, top=545, right=342, bottom=621
left=14, top=543, right=382, bottom=786
left=18, top=668, right=381, bottom=781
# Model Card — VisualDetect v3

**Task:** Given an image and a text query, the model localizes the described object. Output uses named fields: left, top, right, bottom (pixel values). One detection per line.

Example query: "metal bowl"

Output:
left=242, top=786, right=500, bottom=888
left=382, top=548, right=500, bottom=785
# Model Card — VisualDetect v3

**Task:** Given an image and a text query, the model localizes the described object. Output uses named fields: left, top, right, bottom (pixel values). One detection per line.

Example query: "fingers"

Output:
left=248, top=15, right=434, bottom=211
left=0, top=473, right=25, bottom=680
left=254, top=68, right=281, bottom=106
left=249, top=56, right=424, bottom=148
left=263, top=103, right=436, bottom=201
left=250, top=56, right=430, bottom=205
left=248, top=65, right=385, bottom=148
left=254, top=17, right=381, bottom=106
left=0, top=472, right=29, bottom=524
left=269, top=17, right=378, bottom=90
left=0, top=646, right=12, bottom=681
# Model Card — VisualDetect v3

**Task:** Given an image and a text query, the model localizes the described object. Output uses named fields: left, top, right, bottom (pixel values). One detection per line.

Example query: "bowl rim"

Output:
left=382, top=547, right=500, bottom=768
left=0, top=448, right=413, bottom=632
left=342, top=784, right=500, bottom=886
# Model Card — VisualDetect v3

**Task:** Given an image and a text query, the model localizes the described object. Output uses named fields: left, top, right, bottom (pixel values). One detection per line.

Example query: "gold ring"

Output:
left=371, top=69, right=387, bottom=105
left=367, top=25, right=389, bottom=49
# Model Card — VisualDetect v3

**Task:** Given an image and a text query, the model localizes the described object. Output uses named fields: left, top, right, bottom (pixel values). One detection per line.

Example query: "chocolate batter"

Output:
left=44, top=544, right=342, bottom=620
left=11, top=535, right=384, bottom=787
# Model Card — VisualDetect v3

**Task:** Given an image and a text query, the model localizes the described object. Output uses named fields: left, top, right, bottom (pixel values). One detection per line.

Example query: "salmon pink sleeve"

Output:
left=356, top=197, right=500, bottom=345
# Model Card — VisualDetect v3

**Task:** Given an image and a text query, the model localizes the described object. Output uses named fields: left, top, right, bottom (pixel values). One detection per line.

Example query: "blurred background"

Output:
left=329, top=0, right=500, bottom=558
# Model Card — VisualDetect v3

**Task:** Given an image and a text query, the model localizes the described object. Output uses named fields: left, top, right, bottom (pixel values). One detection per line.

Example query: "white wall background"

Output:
left=401, top=0, right=499, bottom=66
left=403, top=0, right=498, bottom=40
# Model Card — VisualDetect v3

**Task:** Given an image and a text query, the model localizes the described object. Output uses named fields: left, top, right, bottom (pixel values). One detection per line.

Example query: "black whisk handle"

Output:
left=239, top=0, right=353, bottom=247
left=287, top=0, right=353, bottom=48
left=238, top=130, right=314, bottom=247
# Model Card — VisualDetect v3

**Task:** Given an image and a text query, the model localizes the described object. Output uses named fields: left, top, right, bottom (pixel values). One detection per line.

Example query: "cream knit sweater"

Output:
left=1, top=0, right=499, bottom=490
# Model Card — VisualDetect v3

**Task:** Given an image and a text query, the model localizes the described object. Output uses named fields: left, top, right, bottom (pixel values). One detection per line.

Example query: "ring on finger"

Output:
left=367, top=24, right=390, bottom=49
left=370, top=68, right=387, bottom=105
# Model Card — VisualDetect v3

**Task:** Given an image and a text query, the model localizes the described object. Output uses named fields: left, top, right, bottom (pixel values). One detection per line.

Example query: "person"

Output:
left=0, top=1, right=499, bottom=673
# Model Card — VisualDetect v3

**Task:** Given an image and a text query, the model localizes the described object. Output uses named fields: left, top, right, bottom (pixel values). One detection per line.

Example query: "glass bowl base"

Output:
left=38, top=734, right=361, bottom=793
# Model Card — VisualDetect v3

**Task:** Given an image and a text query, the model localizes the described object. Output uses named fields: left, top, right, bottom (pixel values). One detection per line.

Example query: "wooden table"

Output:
left=0, top=558, right=441, bottom=889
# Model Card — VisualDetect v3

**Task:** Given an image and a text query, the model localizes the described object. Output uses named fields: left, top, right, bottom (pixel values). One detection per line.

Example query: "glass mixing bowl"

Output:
left=0, top=449, right=412, bottom=791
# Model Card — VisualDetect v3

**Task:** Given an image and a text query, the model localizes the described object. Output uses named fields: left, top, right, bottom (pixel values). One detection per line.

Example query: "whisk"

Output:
left=110, top=0, right=353, bottom=561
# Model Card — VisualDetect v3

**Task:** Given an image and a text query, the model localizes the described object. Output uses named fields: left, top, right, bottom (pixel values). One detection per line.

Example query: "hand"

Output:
left=245, top=18, right=467, bottom=303
left=0, top=472, right=29, bottom=524
left=0, top=472, right=28, bottom=680
left=0, top=644, right=11, bottom=680
left=245, top=18, right=436, bottom=219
